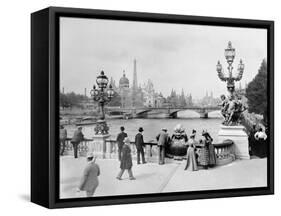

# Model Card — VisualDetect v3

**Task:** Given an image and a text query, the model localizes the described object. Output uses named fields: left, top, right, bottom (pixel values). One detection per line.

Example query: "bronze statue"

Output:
left=219, top=94, right=247, bottom=126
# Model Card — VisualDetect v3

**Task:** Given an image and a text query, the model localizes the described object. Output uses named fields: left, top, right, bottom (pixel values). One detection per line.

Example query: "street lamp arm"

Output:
left=217, top=69, right=227, bottom=82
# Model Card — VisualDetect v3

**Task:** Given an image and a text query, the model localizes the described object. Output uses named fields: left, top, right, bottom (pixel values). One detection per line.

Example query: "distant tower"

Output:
left=133, top=59, right=138, bottom=89
left=132, top=59, right=138, bottom=107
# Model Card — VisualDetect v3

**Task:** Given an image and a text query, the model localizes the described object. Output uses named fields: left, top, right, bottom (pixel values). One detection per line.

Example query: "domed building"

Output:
left=119, top=71, right=131, bottom=108
left=119, top=71, right=130, bottom=88
left=109, top=59, right=164, bottom=109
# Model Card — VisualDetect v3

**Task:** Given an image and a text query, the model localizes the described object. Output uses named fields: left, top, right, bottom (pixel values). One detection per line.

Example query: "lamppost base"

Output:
left=94, top=119, right=109, bottom=135
left=89, top=134, right=111, bottom=159
left=218, top=125, right=250, bottom=160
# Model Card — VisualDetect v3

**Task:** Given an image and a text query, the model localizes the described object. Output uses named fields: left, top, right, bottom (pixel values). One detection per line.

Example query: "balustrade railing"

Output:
left=60, top=137, right=235, bottom=165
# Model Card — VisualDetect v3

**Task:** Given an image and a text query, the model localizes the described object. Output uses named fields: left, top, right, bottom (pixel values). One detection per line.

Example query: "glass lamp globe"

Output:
left=96, top=70, right=109, bottom=89
left=224, top=41, right=236, bottom=64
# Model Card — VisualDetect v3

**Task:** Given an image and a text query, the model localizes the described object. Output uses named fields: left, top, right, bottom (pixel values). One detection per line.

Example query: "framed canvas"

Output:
left=31, top=6, right=274, bottom=208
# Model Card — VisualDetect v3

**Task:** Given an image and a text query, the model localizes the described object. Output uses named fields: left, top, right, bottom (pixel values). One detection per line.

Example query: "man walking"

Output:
left=116, top=126, right=128, bottom=161
left=116, top=137, right=136, bottom=180
left=77, top=152, right=100, bottom=197
left=156, top=128, right=169, bottom=165
left=135, top=127, right=146, bottom=164
left=60, top=125, right=67, bottom=156
left=71, top=126, right=84, bottom=158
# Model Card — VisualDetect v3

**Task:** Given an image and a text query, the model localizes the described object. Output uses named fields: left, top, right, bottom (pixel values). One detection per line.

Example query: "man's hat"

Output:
left=162, top=128, right=167, bottom=131
left=86, top=152, right=94, bottom=158
left=124, top=137, right=131, bottom=144
left=139, top=127, right=144, bottom=132
left=192, top=129, right=196, bottom=134
left=202, top=130, right=208, bottom=135
left=78, top=126, right=83, bottom=129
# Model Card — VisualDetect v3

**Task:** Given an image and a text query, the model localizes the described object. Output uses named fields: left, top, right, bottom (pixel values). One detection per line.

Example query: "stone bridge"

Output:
left=106, top=106, right=220, bottom=119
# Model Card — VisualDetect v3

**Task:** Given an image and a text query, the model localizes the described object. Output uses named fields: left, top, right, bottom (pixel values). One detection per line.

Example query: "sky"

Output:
left=60, top=17, right=267, bottom=99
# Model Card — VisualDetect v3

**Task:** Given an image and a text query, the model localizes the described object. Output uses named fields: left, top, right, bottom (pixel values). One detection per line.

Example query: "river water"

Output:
left=64, top=111, right=223, bottom=143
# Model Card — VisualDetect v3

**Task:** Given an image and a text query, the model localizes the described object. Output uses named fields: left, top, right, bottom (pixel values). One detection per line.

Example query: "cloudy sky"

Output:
left=60, top=17, right=267, bottom=99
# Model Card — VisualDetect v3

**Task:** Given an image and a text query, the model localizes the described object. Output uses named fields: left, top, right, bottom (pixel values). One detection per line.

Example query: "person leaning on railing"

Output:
left=71, top=126, right=84, bottom=159
left=135, top=127, right=146, bottom=164
left=60, top=125, right=67, bottom=156
left=156, top=128, right=169, bottom=165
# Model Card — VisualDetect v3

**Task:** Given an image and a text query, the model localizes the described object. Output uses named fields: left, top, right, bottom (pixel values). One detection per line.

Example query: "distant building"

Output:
left=109, top=59, right=168, bottom=108
left=197, top=91, right=219, bottom=107
left=119, top=71, right=131, bottom=108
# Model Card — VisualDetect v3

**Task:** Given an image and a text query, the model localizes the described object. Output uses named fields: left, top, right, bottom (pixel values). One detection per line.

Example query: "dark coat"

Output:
left=156, top=131, right=169, bottom=146
left=208, top=143, right=216, bottom=165
left=135, top=133, right=145, bottom=150
left=120, top=144, right=133, bottom=170
left=71, top=130, right=84, bottom=143
left=116, top=132, right=128, bottom=148
left=204, top=134, right=216, bottom=165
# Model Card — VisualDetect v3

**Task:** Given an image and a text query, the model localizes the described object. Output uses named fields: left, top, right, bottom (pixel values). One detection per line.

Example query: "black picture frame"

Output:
left=31, top=6, right=274, bottom=209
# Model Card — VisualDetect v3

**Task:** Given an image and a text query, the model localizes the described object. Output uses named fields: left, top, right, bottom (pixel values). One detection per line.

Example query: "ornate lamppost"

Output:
left=216, top=41, right=245, bottom=97
left=216, top=42, right=250, bottom=160
left=90, top=70, right=114, bottom=135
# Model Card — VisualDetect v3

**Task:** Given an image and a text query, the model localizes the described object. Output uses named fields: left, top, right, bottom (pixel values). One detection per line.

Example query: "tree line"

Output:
left=245, top=59, right=268, bottom=124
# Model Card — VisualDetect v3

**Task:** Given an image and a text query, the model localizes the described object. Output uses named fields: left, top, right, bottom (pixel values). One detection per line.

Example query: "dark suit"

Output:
left=156, top=131, right=169, bottom=164
left=135, top=133, right=146, bottom=164
left=71, top=129, right=84, bottom=158
left=116, top=132, right=128, bottom=161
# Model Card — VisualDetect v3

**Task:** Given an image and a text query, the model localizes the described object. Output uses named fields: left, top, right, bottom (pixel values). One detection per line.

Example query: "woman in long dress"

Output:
left=184, top=134, right=198, bottom=171
left=202, top=130, right=216, bottom=167
left=198, top=139, right=209, bottom=169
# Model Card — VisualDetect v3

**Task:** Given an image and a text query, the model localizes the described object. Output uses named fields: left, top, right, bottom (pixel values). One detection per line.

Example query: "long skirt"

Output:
left=185, top=147, right=198, bottom=171
left=208, top=144, right=216, bottom=166
left=198, top=147, right=209, bottom=166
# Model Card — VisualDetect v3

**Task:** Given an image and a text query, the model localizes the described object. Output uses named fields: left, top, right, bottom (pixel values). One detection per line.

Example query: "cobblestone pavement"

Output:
left=60, top=156, right=267, bottom=199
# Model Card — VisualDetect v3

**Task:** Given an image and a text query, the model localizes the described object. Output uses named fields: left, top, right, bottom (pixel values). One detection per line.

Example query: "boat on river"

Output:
left=75, top=117, right=97, bottom=126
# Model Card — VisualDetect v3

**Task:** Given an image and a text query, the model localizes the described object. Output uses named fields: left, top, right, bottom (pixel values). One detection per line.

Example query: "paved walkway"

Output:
left=60, top=156, right=267, bottom=199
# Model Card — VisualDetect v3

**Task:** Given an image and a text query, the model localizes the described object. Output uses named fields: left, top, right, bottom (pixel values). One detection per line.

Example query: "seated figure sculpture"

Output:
left=166, top=124, right=188, bottom=160
left=219, top=94, right=247, bottom=126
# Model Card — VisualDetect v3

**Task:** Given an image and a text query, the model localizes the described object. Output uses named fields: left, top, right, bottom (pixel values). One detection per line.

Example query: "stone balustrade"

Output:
left=60, top=137, right=235, bottom=165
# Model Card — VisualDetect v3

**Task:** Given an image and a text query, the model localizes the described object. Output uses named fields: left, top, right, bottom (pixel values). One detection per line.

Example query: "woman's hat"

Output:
left=192, top=129, right=196, bottom=134
left=162, top=128, right=167, bottom=131
left=139, top=127, right=144, bottom=132
left=124, top=137, right=131, bottom=144
left=174, top=124, right=185, bottom=133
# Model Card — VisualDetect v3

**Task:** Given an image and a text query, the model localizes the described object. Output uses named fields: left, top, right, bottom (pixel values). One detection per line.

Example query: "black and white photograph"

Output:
left=58, top=16, right=270, bottom=199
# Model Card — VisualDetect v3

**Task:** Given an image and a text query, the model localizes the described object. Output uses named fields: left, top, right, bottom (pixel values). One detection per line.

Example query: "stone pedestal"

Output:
left=218, top=125, right=250, bottom=159
left=89, top=134, right=110, bottom=159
